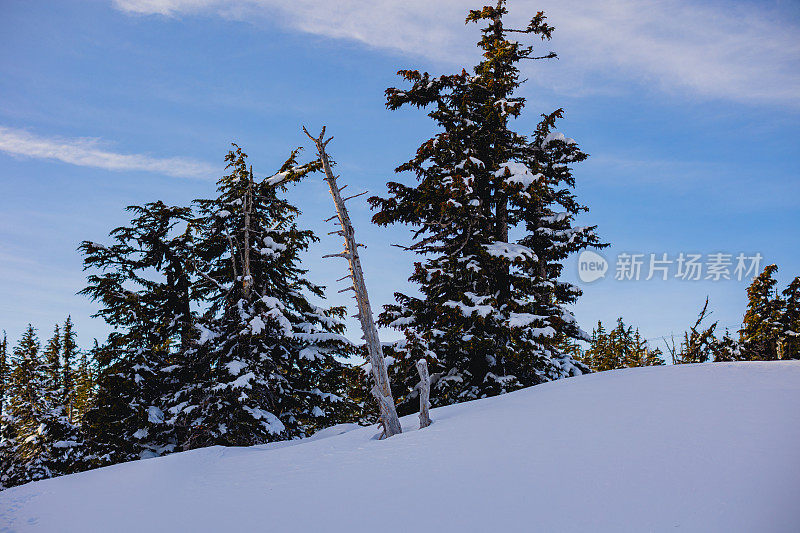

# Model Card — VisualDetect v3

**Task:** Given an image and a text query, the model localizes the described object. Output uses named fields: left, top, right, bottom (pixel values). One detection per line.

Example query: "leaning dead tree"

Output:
left=303, top=126, right=402, bottom=438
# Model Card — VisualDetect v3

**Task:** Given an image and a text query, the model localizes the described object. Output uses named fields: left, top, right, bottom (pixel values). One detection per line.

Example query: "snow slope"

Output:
left=2, top=362, right=799, bottom=532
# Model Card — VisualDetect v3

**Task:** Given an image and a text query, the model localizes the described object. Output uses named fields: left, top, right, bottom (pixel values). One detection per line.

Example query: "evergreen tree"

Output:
left=5, top=325, right=49, bottom=485
left=713, top=329, right=740, bottom=362
left=627, top=328, right=665, bottom=367
left=42, top=324, right=62, bottom=398
left=79, top=201, right=197, bottom=462
left=739, top=265, right=782, bottom=361
left=778, top=276, right=800, bottom=359
left=71, top=342, right=96, bottom=424
left=579, top=321, right=607, bottom=371
left=580, top=319, right=663, bottom=372
left=0, top=331, right=12, bottom=489
left=0, top=410, right=17, bottom=490
left=0, top=331, right=6, bottom=416
left=3, top=325, right=84, bottom=487
left=61, top=316, right=78, bottom=418
left=369, top=2, right=603, bottom=411
left=173, top=144, right=357, bottom=449
left=674, top=298, right=718, bottom=364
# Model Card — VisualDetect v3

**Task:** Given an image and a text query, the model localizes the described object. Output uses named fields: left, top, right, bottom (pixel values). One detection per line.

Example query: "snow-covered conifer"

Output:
left=713, top=329, right=740, bottom=362
left=172, top=145, right=357, bottom=448
left=740, top=265, right=782, bottom=361
left=79, top=202, right=197, bottom=462
left=779, top=277, right=800, bottom=360
left=2, top=325, right=83, bottom=486
left=370, top=2, right=604, bottom=410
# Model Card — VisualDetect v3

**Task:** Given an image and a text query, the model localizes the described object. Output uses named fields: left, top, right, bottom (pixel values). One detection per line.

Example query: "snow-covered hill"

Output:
left=2, top=362, right=799, bottom=532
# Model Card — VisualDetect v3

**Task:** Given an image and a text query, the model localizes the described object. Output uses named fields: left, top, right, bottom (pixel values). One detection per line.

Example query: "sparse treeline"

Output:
left=0, top=318, right=94, bottom=488
left=576, top=267, right=800, bottom=372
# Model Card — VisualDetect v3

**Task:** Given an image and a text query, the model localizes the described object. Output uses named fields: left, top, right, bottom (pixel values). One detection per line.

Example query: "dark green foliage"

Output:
left=739, top=265, right=782, bottom=361
left=673, top=298, right=718, bottom=364
left=579, top=319, right=664, bottom=372
left=42, top=324, right=62, bottom=396
left=0, top=332, right=7, bottom=417
left=5, top=325, right=49, bottom=485
left=0, top=331, right=13, bottom=489
left=61, top=317, right=78, bottom=417
left=70, top=341, right=96, bottom=424
left=173, top=144, right=357, bottom=448
left=370, top=2, right=603, bottom=409
left=1, top=325, right=84, bottom=487
left=779, top=277, right=800, bottom=359
left=713, top=330, right=740, bottom=362
left=79, top=201, right=198, bottom=462
left=76, top=144, right=358, bottom=460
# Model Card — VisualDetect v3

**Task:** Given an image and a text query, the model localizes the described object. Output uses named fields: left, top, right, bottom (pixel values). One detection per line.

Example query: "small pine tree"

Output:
left=627, top=329, right=665, bottom=367
left=579, top=321, right=606, bottom=371
left=674, top=298, right=718, bottom=364
left=580, top=319, right=663, bottom=372
left=779, top=277, right=800, bottom=360
left=713, top=329, right=740, bottom=362
left=740, top=265, right=782, bottom=361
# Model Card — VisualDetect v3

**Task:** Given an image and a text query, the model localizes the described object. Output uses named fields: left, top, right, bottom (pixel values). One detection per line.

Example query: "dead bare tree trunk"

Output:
left=304, top=126, right=402, bottom=438
left=416, top=359, right=432, bottom=429
left=242, top=166, right=254, bottom=298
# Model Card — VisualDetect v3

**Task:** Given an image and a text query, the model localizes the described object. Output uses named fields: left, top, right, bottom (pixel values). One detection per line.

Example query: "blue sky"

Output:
left=1, top=0, right=798, bottom=351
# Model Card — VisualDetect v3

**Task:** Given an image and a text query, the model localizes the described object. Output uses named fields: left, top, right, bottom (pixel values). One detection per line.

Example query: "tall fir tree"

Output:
left=739, top=265, right=782, bottom=361
left=79, top=202, right=197, bottom=463
left=171, top=145, right=357, bottom=449
left=778, top=276, right=800, bottom=360
left=369, top=2, right=604, bottom=411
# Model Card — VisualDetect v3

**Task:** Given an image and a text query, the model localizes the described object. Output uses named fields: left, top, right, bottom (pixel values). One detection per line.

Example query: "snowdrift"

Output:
left=2, top=361, right=799, bottom=532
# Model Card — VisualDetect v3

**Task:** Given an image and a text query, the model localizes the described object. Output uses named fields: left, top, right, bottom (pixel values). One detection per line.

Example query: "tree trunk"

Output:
left=416, top=359, right=432, bottom=428
left=305, top=126, right=402, bottom=438
left=242, top=166, right=254, bottom=298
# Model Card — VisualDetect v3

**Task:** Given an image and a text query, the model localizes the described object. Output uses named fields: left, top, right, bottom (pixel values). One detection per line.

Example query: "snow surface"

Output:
left=2, top=362, right=799, bottom=532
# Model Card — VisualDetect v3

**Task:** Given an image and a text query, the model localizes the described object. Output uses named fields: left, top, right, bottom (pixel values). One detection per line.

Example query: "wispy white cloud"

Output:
left=0, top=125, right=216, bottom=179
left=113, top=0, right=800, bottom=107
